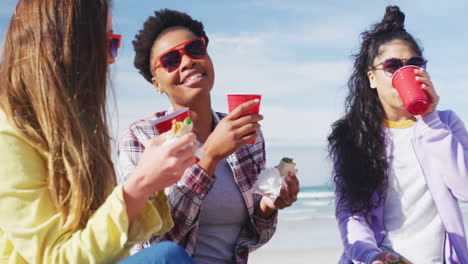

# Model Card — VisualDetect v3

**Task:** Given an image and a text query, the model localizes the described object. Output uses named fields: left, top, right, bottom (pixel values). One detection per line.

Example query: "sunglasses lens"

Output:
left=160, top=50, right=182, bottom=72
left=407, top=57, right=427, bottom=69
left=185, top=39, right=206, bottom=58
left=383, top=59, right=403, bottom=75
left=109, top=38, right=119, bottom=57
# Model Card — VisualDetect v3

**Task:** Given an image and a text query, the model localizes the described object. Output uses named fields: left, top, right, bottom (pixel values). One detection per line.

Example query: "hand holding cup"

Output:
left=202, top=99, right=263, bottom=164
left=227, top=94, right=262, bottom=144
left=414, top=68, right=439, bottom=117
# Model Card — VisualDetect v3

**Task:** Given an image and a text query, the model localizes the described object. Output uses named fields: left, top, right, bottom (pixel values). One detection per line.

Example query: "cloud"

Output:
left=209, top=33, right=351, bottom=99
left=260, top=105, right=341, bottom=147
left=246, top=0, right=468, bottom=16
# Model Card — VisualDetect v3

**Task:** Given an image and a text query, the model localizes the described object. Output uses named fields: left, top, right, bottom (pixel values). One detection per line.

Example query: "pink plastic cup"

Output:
left=152, top=107, right=189, bottom=134
left=227, top=94, right=262, bottom=144
left=391, top=65, right=429, bottom=116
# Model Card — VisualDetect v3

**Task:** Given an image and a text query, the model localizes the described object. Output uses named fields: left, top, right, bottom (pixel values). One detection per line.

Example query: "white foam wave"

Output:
left=301, top=201, right=332, bottom=207
left=298, top=191, right=334, bottom=199
left=281, top=208, right=318, bottom=215
left=281, top=215, right=335, bottom=222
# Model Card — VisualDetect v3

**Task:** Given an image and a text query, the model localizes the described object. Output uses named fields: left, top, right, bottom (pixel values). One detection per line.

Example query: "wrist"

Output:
left=124, top=171, right=153, bottom=199
left=123, top=176, right=152, bottom=224
left=197, top=154, right=219, bottom=176
left=201, top=144, right=222, bottom=163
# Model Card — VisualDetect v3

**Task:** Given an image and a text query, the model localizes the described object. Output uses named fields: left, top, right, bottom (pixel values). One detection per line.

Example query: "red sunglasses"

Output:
left=107, top=33, right=122, bottom=58
left=152, top=37, right=206, bottom=73
left=371, top=56, right=427, bottom=77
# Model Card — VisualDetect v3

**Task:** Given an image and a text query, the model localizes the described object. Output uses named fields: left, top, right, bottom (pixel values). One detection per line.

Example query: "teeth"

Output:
left=184, top=73, right=202, bottom=83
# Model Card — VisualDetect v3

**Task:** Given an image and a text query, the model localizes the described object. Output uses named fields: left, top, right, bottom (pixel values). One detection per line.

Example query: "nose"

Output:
left=179, top=53, right=195, bottom=71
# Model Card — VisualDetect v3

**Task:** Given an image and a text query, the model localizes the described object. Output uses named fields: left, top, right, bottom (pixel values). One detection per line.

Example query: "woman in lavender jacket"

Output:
left=328, top=6, right=468, bottom=264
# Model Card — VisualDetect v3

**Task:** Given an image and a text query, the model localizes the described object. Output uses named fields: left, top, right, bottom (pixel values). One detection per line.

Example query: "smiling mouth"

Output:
left=179, top=73, right=206, bottom=85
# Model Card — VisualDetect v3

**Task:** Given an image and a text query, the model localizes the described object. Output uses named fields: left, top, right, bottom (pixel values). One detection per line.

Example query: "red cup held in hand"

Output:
left=391, top=66, right=429, bottom=116
left=226, top=94, right=262, bottom=144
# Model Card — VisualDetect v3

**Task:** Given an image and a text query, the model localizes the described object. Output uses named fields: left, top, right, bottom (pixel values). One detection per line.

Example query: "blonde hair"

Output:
left=0, top=0, right=115, bottom=230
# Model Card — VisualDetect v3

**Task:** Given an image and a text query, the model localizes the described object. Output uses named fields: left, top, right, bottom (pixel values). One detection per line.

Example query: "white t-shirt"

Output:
left=380, top=119, right=445, bottom=264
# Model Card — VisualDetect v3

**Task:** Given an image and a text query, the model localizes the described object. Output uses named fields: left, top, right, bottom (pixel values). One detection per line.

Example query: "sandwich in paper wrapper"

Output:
left=163, top=117, right=194, bottom=146
left=163, top=117, right=203, bottom=161
left=252, top=157, right=298, bottom=201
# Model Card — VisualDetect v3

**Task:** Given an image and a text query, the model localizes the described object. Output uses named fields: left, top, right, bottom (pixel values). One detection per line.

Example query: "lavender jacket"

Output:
left=336, top=110, right=468, bottom=264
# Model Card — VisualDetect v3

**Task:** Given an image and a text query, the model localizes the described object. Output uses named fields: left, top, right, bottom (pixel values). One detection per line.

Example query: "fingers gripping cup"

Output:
left=227, top=94, right=262, bottom=144
left=391, top=66, right=429, bottom=116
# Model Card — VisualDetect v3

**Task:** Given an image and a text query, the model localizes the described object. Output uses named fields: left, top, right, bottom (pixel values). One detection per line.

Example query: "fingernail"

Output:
left=253, top=99, right=259, bottom=103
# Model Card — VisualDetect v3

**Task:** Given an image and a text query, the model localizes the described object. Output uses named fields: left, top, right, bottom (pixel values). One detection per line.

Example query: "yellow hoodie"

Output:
left=0, top=112, right=173, bottom=264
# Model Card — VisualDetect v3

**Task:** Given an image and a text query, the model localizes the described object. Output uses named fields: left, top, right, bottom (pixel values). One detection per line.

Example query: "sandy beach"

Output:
left=248, top=215, right=342, bottom=263
left=248, top=202, right=468, bottom=264
left=250, top=248, right=340, bottom=263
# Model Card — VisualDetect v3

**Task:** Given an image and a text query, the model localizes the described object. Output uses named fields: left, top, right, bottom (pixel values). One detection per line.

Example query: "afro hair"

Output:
left=132, top=9, right=209, bottom=83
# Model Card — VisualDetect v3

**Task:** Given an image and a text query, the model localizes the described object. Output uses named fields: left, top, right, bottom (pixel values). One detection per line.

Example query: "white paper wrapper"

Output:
left=163, top=133, right=204, bottom=162
left=162, top=136, right=178, bottom=146
left=252, top=167, right=286, bottom=201
left=253, top=157, right=298, bottom=201
left=162, top=118, right=193, bottom=147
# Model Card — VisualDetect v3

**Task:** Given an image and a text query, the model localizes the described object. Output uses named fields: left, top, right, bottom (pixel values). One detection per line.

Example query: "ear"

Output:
left=152, top=76, right=164, bottom=94
left=367, top=70, right=377, bottom=89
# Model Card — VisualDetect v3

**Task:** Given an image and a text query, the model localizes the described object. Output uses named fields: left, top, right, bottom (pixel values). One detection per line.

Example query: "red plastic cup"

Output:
left=227, top=94, right=262, bottom=144
left=152, top=107, right=189, bottom=134
left=391, top=65, right=429, bottom=116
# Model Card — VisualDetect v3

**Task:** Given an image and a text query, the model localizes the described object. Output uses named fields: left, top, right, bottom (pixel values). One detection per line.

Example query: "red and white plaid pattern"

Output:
left=117, top=109, right=277, bottom=264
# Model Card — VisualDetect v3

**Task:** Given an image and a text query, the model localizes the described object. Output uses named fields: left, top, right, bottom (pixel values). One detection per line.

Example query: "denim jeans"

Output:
left=117, top=241, right=193, bottom=264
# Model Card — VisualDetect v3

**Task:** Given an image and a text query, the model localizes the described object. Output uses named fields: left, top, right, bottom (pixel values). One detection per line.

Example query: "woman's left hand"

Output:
left=415, top=68, right=439, bottom=117
left=261, top=173, right=300, bottom=210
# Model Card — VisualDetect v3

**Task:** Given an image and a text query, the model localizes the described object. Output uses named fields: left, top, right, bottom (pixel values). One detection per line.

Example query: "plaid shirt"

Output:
left=117, top=109, right=278, bottom=264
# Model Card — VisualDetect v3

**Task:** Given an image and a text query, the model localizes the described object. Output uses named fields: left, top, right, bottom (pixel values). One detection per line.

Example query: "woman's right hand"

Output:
left=123, top=132, right=197, bottom=222
left=199, top=99, right=263, bottom=174
left=372, top=252, right=400, bottom=264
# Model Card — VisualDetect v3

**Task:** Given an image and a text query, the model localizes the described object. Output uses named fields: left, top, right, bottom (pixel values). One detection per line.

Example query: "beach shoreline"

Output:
left=249, top=248, right=340, bottom=263
left=247, top=212, right=342, bottom=263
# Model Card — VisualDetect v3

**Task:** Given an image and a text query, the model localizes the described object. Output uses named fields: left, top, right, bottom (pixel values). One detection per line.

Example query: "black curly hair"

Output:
left=133, top=9, right=209, bottom=83
left=328, top=6, right=423, bottom=216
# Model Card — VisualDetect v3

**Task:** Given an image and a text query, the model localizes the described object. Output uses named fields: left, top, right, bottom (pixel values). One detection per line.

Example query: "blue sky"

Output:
left=1, top=0, right=467, bottom=186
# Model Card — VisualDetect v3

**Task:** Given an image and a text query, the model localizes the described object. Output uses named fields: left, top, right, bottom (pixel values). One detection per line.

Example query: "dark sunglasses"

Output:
left=152, top=37, right=207, bottom=73
left=107, top=33, right=122, bottom=58
left=371, top=56, right=428, bottom=77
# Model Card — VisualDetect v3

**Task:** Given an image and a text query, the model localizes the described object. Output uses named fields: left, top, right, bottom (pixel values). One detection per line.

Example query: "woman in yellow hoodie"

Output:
left=0, top=0, right=196, bottom=263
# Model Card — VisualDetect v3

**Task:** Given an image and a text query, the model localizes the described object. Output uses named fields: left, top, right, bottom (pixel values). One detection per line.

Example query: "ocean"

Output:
left=281, top=185, right=468, bottom=226
left=281, top=185, right=335, bottom=222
